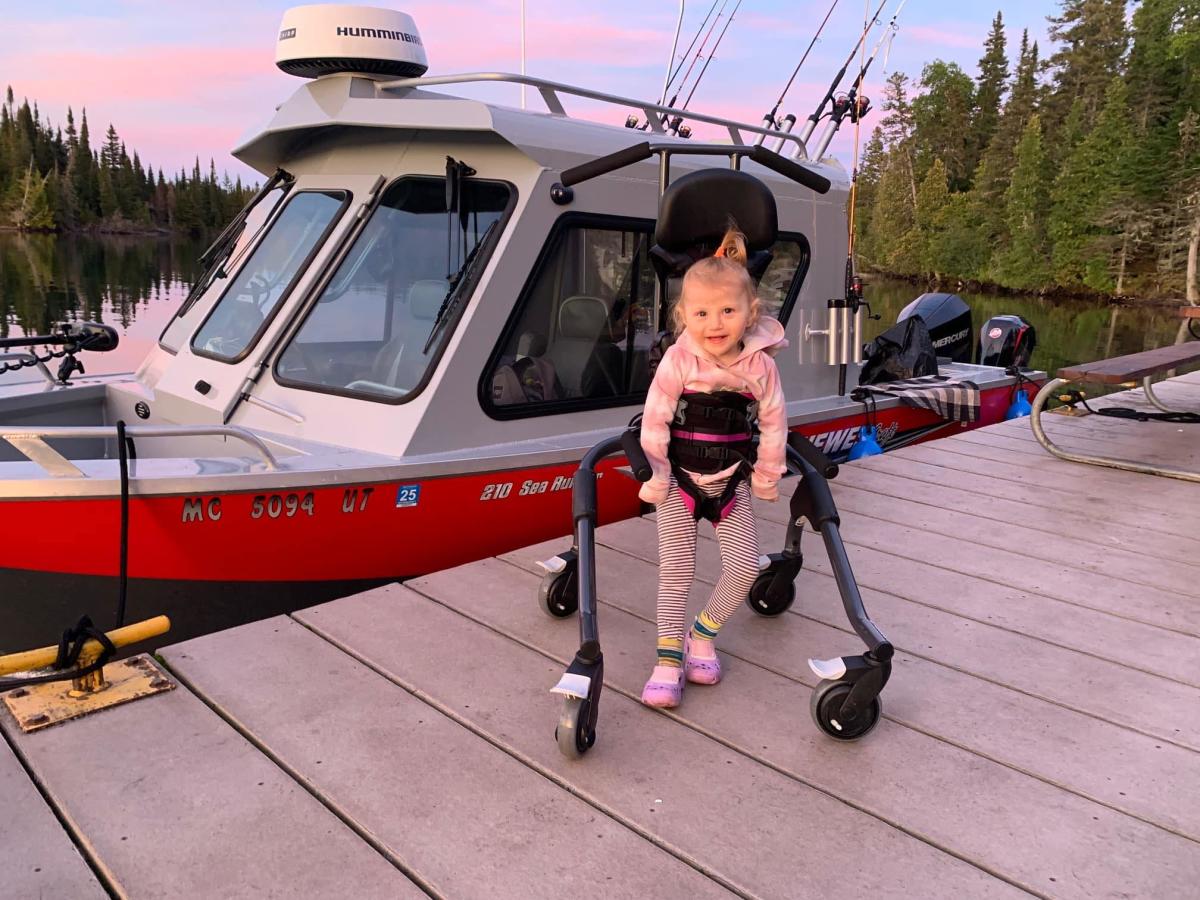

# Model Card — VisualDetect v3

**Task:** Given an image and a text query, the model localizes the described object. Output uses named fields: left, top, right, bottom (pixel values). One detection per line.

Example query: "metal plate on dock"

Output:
left=2, top=653, right=174, bottom=733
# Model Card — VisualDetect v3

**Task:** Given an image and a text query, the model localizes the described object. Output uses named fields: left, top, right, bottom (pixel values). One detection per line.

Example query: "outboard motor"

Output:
left=896, top=293, right=972, bottom=363
left=979, top=314, right=1036, bottom=368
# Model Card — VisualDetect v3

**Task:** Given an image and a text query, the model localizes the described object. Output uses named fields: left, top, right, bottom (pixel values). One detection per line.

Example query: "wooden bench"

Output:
left=1030, top=337, right=1200, bottom=483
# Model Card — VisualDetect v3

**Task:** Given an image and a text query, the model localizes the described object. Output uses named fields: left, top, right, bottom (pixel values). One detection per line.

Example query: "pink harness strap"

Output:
left=669, top=429, right=752, bottom=443
left=677, top=485, right=738, bottom=523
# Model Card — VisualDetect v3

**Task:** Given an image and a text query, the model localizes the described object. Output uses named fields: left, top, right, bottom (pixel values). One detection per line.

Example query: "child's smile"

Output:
left=682, top=280, right=754, bottom=365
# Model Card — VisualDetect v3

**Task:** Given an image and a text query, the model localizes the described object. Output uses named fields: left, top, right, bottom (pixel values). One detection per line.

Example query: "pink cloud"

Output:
left=904, top=24, right=982, bottom=51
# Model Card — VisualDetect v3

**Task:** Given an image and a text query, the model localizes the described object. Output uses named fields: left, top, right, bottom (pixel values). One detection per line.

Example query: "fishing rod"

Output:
left=676, top=0, right=744, bottom=119
left=638, top=0, right=727, bottom=132
left=795, top=0, right=889, bottom=149
left=662, top=0, right=720, bottom=103
left=754, top=0, right=843, bottom=146
left=811, top=0, right=906, bottom=159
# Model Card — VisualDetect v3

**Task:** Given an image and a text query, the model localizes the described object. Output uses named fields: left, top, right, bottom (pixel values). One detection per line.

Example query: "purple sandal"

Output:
left=641, top=665, right=684, bottom=708
left=684, top=633, right=722, bottom=685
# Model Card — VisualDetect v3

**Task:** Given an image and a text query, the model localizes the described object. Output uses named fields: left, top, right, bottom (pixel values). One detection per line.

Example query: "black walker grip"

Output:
left=560, top=142, right=653, bottom=187
left=788, top=432, right=838, bottom=480
left=572, top=469, right=597, bottom=525
left=748, top=146, right=831, bottom=195
left=619, top=429, right=652, bottom=482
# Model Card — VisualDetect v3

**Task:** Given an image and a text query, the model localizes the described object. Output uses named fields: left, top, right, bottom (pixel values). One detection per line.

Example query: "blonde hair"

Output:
left=670, top=223, right=758, bottom=335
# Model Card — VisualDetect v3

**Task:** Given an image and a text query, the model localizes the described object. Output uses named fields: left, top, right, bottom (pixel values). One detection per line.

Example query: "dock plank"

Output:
left=811, top=479, right=1200, bottom=596
left=0, top=678, right=414, bottom=899
left=407, top=558, right=1200, bottom=899
left=898, top=441, right=1200, bottom=524
left=829, top=461, right=1200, bottom=567
left=505, top=536, right=1200, bottom=839
left=295, top=585, right=1028, bottom=900
left=851, top=451, right=1200, bottom=540
left=162, top=617, right=732, bottom=900
left=0, top=734, right=106, bottom=899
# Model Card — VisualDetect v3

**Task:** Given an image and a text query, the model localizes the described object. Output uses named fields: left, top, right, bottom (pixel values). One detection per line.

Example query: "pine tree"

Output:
left=911, top=61, right=975, bottom=191
left=991, top=115, right=1051, bottom=290
left=1044, top=0, right=1128, bottom=130
left=969, top=11, right=1008, bottom=179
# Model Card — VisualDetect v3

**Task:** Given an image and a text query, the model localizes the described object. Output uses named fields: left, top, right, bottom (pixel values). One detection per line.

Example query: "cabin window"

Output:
left=190, top=190, right=348, bottom=362
left=481, top=216, right=809, bottom=417
left=274, top=177, right=512, bottom=402
left=160, top=181, right=292, bottom=353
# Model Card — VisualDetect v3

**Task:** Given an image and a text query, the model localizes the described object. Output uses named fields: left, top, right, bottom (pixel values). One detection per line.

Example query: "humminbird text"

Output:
left=336, top=26, right=422, bottom=44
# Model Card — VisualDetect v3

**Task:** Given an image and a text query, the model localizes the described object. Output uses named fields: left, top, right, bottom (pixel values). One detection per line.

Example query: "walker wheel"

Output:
left=747, top=572, right=795, bottom=617
left=539, top=569, right=578, bottom=619
left=809, top=679, right=881, bottom=741
left=555, top=696, right=595, bottom=758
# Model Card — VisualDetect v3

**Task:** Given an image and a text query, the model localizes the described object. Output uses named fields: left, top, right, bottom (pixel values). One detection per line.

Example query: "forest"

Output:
left=0, top=87, right=254, bottom=234
left=855, top=0, right=1200, bottom=301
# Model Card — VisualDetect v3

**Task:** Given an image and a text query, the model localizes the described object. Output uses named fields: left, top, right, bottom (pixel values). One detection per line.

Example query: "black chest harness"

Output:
left=668, top=390, right=758, bottom=523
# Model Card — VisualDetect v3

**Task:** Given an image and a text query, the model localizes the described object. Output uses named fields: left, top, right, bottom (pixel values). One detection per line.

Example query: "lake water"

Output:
left=0, top=231, right=1191, bottom=380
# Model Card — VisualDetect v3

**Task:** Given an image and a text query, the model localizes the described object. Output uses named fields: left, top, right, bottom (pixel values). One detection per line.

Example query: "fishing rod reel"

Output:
left=0, top=322, right=120, bottom=383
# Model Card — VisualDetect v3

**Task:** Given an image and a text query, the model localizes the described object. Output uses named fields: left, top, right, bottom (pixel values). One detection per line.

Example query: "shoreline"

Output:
left=864, top=269, right=1195, bottom=309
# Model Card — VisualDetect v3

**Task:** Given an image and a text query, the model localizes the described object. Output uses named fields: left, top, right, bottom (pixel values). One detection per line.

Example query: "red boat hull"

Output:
left=1, top=385, right=1031, bottom=584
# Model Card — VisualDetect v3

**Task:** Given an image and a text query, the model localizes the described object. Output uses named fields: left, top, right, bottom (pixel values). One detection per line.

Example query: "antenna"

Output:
left=659, top=2, right=687, bottom=106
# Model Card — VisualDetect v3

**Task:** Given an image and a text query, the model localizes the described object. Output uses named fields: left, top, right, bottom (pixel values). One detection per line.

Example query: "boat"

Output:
left=0, top=5, right=1042, bottom=650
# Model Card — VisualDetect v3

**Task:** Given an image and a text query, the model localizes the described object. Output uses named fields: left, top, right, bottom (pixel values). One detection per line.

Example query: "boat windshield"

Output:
left=191, top=190, right=348, bottom=361
left=275, top=177, right=511, bottom=402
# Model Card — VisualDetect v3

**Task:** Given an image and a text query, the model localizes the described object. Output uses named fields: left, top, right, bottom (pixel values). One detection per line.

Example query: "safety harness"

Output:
left=668, top=390, right=758, bottom=523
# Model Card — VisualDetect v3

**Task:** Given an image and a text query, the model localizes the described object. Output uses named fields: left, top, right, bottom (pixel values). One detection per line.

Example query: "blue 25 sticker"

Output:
left=395, top=484, right=421, bottom=508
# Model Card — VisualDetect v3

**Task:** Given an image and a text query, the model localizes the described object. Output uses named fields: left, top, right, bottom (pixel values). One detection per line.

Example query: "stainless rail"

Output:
left=378, top=71, right=809, bottom=153
left=0, top=425, right=281, bottom=478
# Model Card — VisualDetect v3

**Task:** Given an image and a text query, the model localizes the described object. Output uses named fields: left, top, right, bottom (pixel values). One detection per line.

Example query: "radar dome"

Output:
left=275, top=5, right=429, bottom=79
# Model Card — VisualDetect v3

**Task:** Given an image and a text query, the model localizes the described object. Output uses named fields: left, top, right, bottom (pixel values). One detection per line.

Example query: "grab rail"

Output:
left=378, top=71, right=809, bottom=152
left=0, top=424, right=280, bottom=478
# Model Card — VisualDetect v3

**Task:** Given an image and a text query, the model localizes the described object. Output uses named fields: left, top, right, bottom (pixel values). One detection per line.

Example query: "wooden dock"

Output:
left=4, top=372, right=1200, bottom=899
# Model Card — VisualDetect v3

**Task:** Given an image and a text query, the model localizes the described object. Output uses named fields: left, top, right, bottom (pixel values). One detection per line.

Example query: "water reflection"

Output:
left=0, top=233, right=1190, bottom=382
left=0, top=232, right=204, bottom=376
left=861, top=278, right=1191, bottom=377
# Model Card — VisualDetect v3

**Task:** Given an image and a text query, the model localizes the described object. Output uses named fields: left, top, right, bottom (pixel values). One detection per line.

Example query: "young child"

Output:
left=638, top=225, right=788, bottom=708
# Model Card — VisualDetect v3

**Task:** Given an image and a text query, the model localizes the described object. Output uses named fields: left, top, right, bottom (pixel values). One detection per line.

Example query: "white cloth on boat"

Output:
left=852, top=375, right=980, bottom=423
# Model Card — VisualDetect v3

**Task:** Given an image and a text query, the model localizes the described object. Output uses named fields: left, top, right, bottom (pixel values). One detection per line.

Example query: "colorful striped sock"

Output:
left=656, top=636, right=684, bottom=668
left=690, top=610, right=722, bottom=642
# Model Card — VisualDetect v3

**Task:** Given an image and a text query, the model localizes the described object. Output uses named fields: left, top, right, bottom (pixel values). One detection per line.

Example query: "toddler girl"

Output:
left=638, top=225, right=787, bottom=708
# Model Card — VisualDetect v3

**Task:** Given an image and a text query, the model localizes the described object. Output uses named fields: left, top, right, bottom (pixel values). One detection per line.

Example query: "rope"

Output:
left=1058, top=388, right=1200, bottom=424
left=116, top=420, right=132, bottom=628
left=0, top=616, right=117, bottom=691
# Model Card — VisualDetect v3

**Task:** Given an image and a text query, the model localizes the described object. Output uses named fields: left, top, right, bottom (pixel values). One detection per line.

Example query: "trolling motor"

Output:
left=0, top=322, right=120, bottom=383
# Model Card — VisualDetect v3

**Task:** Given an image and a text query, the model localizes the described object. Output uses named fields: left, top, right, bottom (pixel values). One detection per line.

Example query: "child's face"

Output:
left=680, top=278, right=755, bottom=364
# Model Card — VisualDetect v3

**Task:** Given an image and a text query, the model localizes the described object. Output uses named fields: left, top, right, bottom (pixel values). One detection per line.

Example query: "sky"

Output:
left=0, top=1, right=1061, bottom=182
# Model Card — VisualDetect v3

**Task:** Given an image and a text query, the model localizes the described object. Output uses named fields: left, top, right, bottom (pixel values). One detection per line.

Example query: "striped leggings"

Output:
left=655, top=475, right=760, bottom=643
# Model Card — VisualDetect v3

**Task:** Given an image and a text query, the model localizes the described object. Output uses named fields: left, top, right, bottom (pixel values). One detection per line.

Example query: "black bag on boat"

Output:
left=859, top=316, right=938, bottom=385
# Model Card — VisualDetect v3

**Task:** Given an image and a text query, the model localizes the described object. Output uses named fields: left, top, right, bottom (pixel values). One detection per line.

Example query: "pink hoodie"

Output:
left=639, top=316, right=788, bottom=505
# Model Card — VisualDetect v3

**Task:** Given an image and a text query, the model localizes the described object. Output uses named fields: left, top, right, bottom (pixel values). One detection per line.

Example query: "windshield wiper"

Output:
left=423, top=219, right=498, bottom=354
left=177, top=168, right=294, bottom=317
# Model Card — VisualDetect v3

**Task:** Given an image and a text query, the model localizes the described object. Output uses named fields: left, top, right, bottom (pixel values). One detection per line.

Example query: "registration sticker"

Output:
left=395, top=484, right=421, bottom=508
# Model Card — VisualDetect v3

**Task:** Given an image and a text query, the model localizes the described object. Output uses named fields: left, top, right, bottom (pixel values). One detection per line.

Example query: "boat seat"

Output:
left=491, top=332, right=562, bottom=405
left=345, top=279, right=448, bottom=397
left=549, top=295, right=623, bottom=399
left=650, top=168, right=778, bottom=281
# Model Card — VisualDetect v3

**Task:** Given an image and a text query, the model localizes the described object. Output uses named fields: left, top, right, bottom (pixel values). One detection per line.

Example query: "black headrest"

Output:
left=654, top=169, right=778, bottom=253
